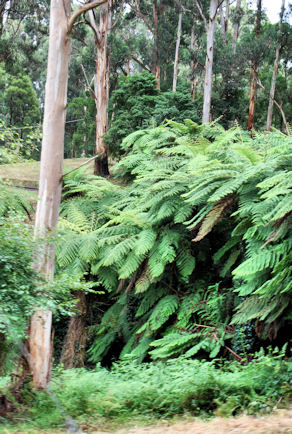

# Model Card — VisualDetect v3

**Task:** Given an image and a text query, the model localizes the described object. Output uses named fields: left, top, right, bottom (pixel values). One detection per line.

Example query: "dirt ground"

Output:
left=2, top=409, right=292, bottom=433
left=92, top=409, right=292, bottom=434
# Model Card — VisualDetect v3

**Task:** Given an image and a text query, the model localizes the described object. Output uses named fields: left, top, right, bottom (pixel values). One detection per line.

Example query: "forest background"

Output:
left=0, top=0, right=292, bottom=430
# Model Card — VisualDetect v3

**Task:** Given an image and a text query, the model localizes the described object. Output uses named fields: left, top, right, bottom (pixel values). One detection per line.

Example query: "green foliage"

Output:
left=104, top=73, right=200, bottom=157
left=57, top=121, right=292, bottom=363
left=0, top=217, right=42, bottom=371
left=2, top=351, right=292, bottom=429
left=0, top=120, right=41, bottom=164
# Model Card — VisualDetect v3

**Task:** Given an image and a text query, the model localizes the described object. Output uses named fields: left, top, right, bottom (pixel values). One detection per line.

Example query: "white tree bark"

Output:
left=29, top=0, right=106, bottom=390
left=202, top=0, right=218, bottom=124
left=172, top=8, right=182, bottom=92
left=29, top=0, right=71, bottom=390
left=266, top=0, right=285, bottom=131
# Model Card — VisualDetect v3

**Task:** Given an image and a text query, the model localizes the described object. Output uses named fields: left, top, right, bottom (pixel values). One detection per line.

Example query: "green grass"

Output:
left=1, top=352, right=292, bottom=432
left=0, top=159, right=96, bottom=188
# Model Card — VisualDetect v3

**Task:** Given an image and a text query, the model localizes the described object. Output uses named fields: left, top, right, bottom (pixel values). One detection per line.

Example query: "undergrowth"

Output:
left=1, top=351, right=292, bottom=431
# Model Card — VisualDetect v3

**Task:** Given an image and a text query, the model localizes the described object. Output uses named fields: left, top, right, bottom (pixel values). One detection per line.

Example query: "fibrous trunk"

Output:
left=29, top=0, right=71, bottom=390
left=60, top=291, right=88, bottom=368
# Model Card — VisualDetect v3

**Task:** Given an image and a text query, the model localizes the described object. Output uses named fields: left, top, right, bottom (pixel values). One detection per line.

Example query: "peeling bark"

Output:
left=89, top=1, right=111, bottom=176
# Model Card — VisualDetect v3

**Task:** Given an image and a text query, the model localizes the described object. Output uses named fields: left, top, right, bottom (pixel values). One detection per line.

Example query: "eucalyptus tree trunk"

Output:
left=190, top=24, right=197, bottom=100
left=172, top=7, right=182, bottom=92
left=152, top=0, right=160, bottom=88
left=232, top=0, right=241, bottom=53
left=28, top=0, right=106, bottom=390
left=89, top=1, right=111, bottom=176
left=29, top=0, right=71, bottom=390
left=219, top=0, right=229, bottom=43
left=266, top=0, right=285, bottom=131
left=247, top=0, right=261, bottom=132
left=202, top=0, right=218, bottom=124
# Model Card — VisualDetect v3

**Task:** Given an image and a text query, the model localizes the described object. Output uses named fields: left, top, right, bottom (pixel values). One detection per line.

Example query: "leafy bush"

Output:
left=0, top=217, right=42, bottom=371
left=3, top=352, right=292, bottom=429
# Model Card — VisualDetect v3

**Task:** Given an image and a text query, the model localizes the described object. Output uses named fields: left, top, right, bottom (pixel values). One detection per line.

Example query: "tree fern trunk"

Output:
left=60, top=291, right=88, bottom=368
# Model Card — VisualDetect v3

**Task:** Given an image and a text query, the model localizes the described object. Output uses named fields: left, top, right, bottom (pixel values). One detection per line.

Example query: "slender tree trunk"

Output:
left=190, top=24, right=198, bottom=100
left=225, top=0, right=229, bottom=33
left=152, top=0, right=160, bottom=88
left=247, top=0, right=261, bottom=132
left=172, top=8, right=182, bottom=92
left=202, top=0, right=218, bottom=123
left=219, top=3, right=225, bottom=43
left=266, top=0, right=285, bottom=131
left=92, top=2, right=111, bottom=176
left=247, top=67, right=257, bottom=132
left=232, top=0, right=241, bottom=54
left=28, top=0, right=106, bottom=390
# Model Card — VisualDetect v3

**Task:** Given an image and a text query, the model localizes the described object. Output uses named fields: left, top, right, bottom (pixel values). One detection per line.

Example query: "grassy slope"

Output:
left=0, top=159, right=95, bottom=188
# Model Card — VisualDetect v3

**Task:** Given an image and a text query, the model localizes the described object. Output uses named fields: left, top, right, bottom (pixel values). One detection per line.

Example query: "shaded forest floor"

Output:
left=3, top=409, right=292, bottom=433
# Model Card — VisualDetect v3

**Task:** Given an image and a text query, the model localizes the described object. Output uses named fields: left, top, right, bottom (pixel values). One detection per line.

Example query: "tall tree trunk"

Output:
left=219, top=1, right=229, bottom=43
left=202, top=0, right=218, bottom=124
left=190, top=24, right=198, bottom=101
left=225, top=0, right=229, bottom=33
left=28, top=0, right=106, bottom=390
left=247, top=66, right=257, bottom=132
left=247, top=0, right=261, bottom=132
left=91, top=1, right=111, bottom=176
left=232, top=0, right=241, bottom=54
left=172, top=8, right=182, bottom=92
left=28, top=0, right=72, bottom=390
left=152, top=0, right=160, bottom=88
left=266, top=0, right=285, bottom=131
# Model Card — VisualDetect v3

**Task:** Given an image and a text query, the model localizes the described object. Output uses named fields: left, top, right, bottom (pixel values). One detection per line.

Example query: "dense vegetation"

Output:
left=1, top=351, right=292, bottom=430
left=56, top=122, right=292, bottom=364
left=0, top=0, right=291, bottom=430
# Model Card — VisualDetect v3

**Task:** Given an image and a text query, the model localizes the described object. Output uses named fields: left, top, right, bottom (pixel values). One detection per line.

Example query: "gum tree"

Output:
left=28, top=0, right=106, bottom=390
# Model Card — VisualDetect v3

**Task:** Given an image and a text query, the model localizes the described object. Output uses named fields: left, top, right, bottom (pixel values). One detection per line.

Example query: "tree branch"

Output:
left=128, top=0, right=153, bottom=33
left=88, top=9, right=101, bottom=46
left=194, top=0, right=207, bottom=29
left=61, top=154, right=105, bottom=180
left=257, top=78, right=290, bottom=136
left=67, top=0, right=107, bottom=35
left=130, top=53, right=151, bottom=72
